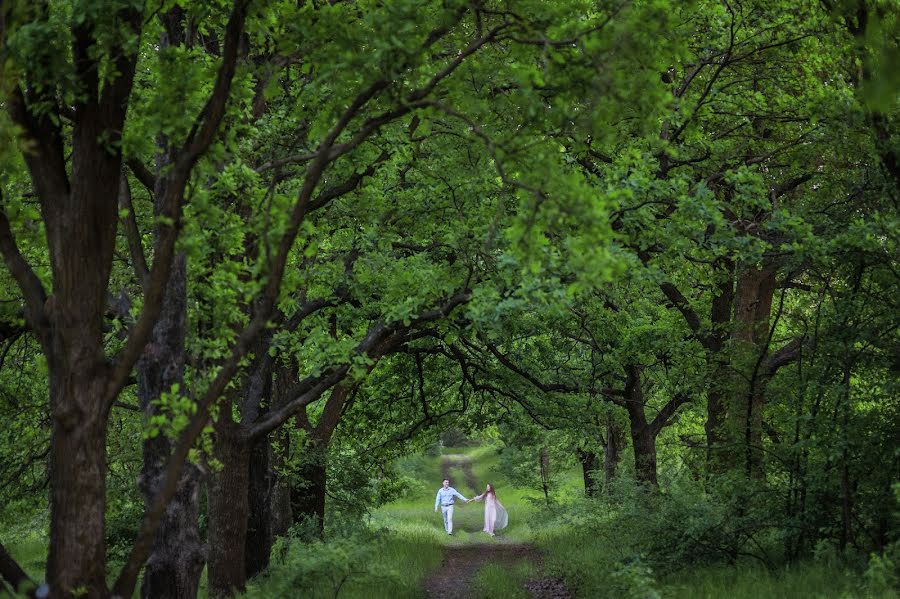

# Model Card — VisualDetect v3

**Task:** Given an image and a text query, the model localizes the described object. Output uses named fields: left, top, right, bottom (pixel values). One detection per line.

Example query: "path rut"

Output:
left=440, top=454, right=479, bottom=494
left=423, top=543, right=571, bottom=599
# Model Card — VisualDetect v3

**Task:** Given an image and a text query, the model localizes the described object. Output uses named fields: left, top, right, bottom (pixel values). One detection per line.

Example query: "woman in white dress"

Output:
left=468, top=483, right=508, bottom=536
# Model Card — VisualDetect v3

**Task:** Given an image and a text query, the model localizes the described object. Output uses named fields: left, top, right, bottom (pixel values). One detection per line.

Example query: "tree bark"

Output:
left=705, top=258, right=734, bottom=471
left=289, top=385, right=352, bottom=533
left=290, top=439, right=328, bottom=534
left=623, top=365, right=658, bottom=488
left=731, top=263, right=777, bottom=477
left=207, top=421, right=251, bottom=598
left=43, top=75, right=138, bottom=592
left=135, top=259, right=192, bottom=599
left=630, top=421, right=658, bottom=488
left=38, top=21, right=142, bottom=592
left=245, top=433, right=274, bottom=579
left=539, top=446, right=551, bottom=505
left=603, top=417, right=625, bottom=490
left=135, top=262, right=205, bottom=597
left=578, top=449, right=600, bottom=497
left=135, top=11, right=206, bottom=595
left=839, top=360, right=853, bottom=551
left=46, top=374, right=109, bottom=598
left=242, top=343, right=275, bottom=580
left=270, top=471, right=293, bottom=539
left=270, top=365, right=294, bottom=538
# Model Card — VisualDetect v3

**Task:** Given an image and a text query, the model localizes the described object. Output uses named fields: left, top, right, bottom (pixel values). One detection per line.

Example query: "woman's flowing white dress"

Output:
left=474, top=492, right=508, bottom=533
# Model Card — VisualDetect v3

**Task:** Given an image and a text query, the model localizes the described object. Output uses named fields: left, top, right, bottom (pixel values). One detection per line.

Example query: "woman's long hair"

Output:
left=485, top=483, right=496, bottom=498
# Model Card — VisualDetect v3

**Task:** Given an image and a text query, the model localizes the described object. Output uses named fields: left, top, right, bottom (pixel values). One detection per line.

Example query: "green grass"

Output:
left=659, top=562, right=887, bottom=599
left=471, top=561, right=535, bottom=599
left=244, top=524, right=443, bottom=599
left=2, top=511, right=48, bottom=583
left=374, top=444, right=572, bottom=544
left=535, top=523, right=896, bottom=599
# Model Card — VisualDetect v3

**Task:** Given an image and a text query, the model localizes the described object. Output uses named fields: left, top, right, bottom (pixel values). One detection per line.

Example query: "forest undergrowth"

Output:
left=239, top=444, right=898, bottom=599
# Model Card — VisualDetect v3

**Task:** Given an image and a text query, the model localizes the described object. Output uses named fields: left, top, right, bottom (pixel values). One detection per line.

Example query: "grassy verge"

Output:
left=659, top=561, right=890, bottom=599
left=535, top=522, right=896, bottom=599
left=471, top=560, right=535, bottom=599
left=244, top=524, right=443, bottom=599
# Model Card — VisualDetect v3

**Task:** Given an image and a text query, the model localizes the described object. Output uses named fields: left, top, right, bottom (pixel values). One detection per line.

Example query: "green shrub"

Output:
left=244, top=525, right=441, bottom=599
left=863, top=542, right=899, bottom=598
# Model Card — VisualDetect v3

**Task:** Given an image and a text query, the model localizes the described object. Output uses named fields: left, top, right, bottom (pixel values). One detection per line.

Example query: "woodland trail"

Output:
left=423, top=543, right=571, bottom=598
left=425, top=455, right=572, bottom=598
left=440, top=454, right=479, bottom=494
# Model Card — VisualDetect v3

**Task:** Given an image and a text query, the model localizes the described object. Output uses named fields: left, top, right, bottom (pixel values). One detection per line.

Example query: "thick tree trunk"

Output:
left=839, top=361, right=853, bottom=551
left=629, top=422, right=658, bottom=488
left=705, top=259, right=734, bottom=471
left=731, top=263, right=777, bottom=478
left=42, top=61, right=139, bottom=599
left=289, top=386, right=351, bottom=534
left=623, top=365, right=658, bottom=488
left=137, top=256, right=205, bottom=599
left=242, top=343, right=275, bottom=580
left=46, top=376, right=109, bottom=598
left=207, top=423, right=251, bottom=597
left=136, top=10, right=205, bottom=596
left=603, top=418, right=625, bottom=490
left=270, top=366, right=294, bottom=538
left=270, top=431, right=293, bottom=538
left=271, top=476, right=293, bottom=538
left=578, top=449, right=600, bottom=497
left=245, top=434, right=274, bottom=579
left=539, top=446, right=551, bottom=505
left=290, top=441, right=328, bottom=534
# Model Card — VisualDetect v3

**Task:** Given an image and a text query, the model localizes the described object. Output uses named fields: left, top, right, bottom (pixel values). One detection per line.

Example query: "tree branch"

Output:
left=650, top=393, right=691, bottom=437
left=771, top=173, right=813, bottom=200
left=480, top=340, right=580, bottom=394
left=250, top=291, right=471, bottom=439
left=0, top=198, right=48, bottom=340
left=125, top=158, right=156, bottom=195
left=118, top=174, right=149, bottom=288
left=763, top=337, right=803, bottom=378
left=0, top=541, right=35, bottom=597
left=104, top=0, right=252, bottom=416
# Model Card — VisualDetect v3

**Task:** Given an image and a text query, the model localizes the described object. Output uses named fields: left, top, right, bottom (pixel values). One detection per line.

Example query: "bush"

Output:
left=863, top=542, right=900, bottom=598
left=244, top=524, right=442, bottom=599
left=532, top=474, right=896, bottom=598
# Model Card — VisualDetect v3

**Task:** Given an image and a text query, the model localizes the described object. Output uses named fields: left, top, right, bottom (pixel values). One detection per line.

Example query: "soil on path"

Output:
left=426, top=455, right=571, bottom=598
left=423, top=542, right=571, bottom=599
left=440, top=454, right=479, bottom=494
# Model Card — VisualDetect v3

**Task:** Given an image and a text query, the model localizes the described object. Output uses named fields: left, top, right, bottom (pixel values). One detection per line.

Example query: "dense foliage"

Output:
left=0, top=0, right=897, bottom=597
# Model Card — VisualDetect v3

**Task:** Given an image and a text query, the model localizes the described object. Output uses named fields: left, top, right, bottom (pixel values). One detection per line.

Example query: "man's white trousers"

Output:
left=441, top=504, right=454, bottom=533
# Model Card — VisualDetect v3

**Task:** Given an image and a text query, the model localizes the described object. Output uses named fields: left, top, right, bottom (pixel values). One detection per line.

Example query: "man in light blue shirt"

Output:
left=434, top=478, right=468, bottom=535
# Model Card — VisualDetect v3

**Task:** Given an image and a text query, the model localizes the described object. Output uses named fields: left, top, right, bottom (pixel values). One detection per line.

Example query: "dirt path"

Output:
left=440, top=454, right=479, bottom=494
left=427, top=455, right=571, bottom=598
left=424, top=543, right=571, bottom=599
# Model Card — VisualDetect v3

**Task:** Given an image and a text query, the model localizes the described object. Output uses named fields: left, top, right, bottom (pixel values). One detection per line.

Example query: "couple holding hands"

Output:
left=434, top=478, right=508, bottom=536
